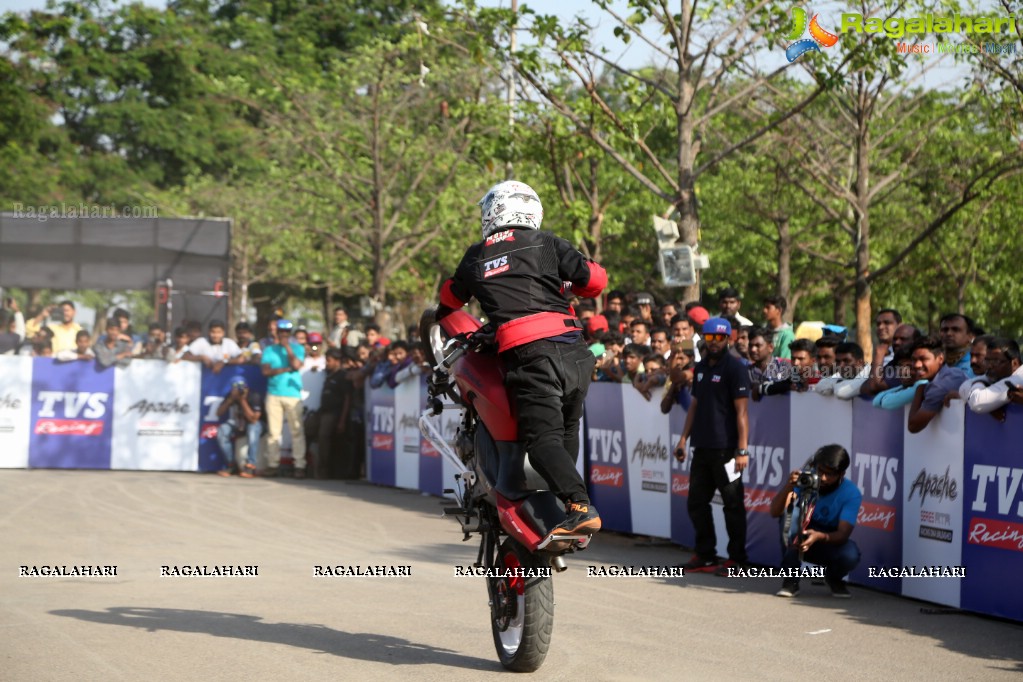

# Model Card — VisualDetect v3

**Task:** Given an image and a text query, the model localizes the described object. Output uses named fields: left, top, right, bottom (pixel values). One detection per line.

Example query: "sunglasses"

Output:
left=703, top=333, right=729, bottom=342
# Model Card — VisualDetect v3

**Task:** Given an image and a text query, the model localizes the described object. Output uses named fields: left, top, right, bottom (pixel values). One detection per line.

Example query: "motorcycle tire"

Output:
left=488, top=537, right=554, bottom=672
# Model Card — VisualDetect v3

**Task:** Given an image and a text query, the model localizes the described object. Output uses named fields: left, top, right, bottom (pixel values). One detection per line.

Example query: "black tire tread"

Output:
left=494, top=538, right=555, bottom=672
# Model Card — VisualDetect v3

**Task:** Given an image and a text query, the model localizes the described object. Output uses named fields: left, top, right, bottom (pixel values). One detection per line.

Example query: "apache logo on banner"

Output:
left=902, top=401, right=965, bottom=608
left=112, top=361, right=200, bottom=470
left=620, top=388, right=671, bottom=539
left=0, top=356, right=32, bottom=468
left=394, top=380, right=422, bottom=490
left=961, top=407, right=1023, bottom=620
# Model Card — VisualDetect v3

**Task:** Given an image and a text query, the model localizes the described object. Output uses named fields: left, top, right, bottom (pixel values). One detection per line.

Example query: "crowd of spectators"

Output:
left=4, top=288, right=1022, bottom=477
left=0, top=297, right=432, bottom=482
left=571, top=288, right=1023, bottom=428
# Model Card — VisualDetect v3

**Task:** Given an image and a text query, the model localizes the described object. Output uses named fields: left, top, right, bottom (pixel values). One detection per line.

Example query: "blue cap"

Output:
left=702, top=317, right=732, bottom=336
left=276, top=319, right=294, bottom=331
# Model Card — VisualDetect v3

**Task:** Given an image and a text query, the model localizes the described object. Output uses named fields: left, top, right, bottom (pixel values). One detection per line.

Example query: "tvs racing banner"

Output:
left=744, top=396, right=792, bottom=566
left=850, top=399, right=904, bottom=595
left=112, top=361, right=201, bottom=470
left=902, top=401, right=965, bottom=608
left=29, top=358, right=114, bottom=468
left=0, top=356, right=32, bottom=468
left=584, top=383, right=631, bottom=533
left=366, top=386, right=396, bottom=486
left=961, top=405, right=1023, bottom=621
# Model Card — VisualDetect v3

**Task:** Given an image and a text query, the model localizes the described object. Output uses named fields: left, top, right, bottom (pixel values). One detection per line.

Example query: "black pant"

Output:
left=688, top=448, right=748, bottom=562
left=315, top=410, right=342, bottom=479
left=501, top=337, right=595, bottom=503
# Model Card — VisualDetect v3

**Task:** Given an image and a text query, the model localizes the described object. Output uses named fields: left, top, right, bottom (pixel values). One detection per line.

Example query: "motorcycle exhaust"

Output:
left=550, top=556, right=569, bottom=573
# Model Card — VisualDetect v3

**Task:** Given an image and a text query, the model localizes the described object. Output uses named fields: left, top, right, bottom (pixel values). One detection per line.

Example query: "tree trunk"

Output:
left=776, top=217, right=792, bottom=322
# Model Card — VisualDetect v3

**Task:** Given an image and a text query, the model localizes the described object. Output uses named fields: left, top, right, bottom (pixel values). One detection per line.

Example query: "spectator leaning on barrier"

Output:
left=184, top=319, right=242, bottom=373
left=55, top=329, right=95, bottom=362
left=48, top=300, right=82, bottom=355
left=235, top=322, right=262, bottom=364
left=170, top=327, right=190, bottom=361
left=313, top=348, right=348, bottom=479
left=215, top=378, right=263, bottom=478
left=94, top=317, right=132, bottom=368
left=872, top=348, right=924, bottom=410
left=661, top=340, right=694, bottom=413
left=818, top=342, right=870, bottom=400
left=814, top=336, right=840, bottom=378
left=261, top=319, right=307, bottom=478
left=874, top=308, right=902, bottom=363
left=862, top=323, right=922, bottom=397
left=939, top=313, right=975, bottom=376
left=674, top=316, right=751, bottom=575
left=771, top=444, right=862, bottom=599
left=762, top=296, right=794, bottom=360
left=907, top=335, right=968, bottom=433
left=956, top=337, right=1023, bottom=418
left=788, top=338, right=818, bottom=390
left=968, top=335, right=990, bottom=378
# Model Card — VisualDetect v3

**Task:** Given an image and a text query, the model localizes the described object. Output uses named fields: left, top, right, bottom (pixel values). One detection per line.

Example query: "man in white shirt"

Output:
left=184, top=319, right=242, bottom=373
left=957, top=337, right=1022, bottom=415
left=816, top=342, right=870, bottom=399
left=717, top=287, right=753, bottom=327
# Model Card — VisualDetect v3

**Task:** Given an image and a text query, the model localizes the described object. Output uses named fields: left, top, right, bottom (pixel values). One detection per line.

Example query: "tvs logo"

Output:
left=35, top=391, right=109, bottom=437
left=483, top=256, right=510, bottom=278
left=784, top=6, right=839, bottom=62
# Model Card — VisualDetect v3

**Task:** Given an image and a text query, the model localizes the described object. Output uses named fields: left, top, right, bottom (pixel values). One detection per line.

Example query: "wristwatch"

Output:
left=736, top=448, right=749, bottom=457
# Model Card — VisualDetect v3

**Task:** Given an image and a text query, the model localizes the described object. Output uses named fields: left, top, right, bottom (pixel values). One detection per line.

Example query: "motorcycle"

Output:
left=417, top=307, right=593, bottom=672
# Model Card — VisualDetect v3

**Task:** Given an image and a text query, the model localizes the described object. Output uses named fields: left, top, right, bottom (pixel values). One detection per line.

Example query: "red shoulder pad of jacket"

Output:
left=571, top=261, right=607, bottom=298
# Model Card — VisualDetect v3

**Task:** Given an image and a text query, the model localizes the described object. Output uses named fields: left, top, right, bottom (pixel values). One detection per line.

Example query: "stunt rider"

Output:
left=436, top=180, right=608, bottom=540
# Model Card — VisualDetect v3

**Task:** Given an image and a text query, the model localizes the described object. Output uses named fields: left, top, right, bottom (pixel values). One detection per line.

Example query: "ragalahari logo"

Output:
left=785, top=6, right=840, bottom=62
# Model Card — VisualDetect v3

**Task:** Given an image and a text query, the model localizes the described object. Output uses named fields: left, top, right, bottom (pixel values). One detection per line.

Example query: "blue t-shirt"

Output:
left=921, top=364, right=968, bottom=412
left=262, top=342, right=306, bottom=397
left=803, top=478, right=862, bottom=532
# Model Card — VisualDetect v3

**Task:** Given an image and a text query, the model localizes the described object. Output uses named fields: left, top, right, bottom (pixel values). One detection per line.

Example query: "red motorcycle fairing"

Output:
left=438, top=309, right=518, bottom=443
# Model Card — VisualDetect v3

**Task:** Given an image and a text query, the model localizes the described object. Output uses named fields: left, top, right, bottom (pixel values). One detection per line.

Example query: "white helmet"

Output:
left=478, top=180, right=543, bottom=239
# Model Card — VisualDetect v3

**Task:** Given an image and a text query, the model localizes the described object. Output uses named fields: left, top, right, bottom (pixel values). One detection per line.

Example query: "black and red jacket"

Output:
left=438, top=227, right=607, bottom=352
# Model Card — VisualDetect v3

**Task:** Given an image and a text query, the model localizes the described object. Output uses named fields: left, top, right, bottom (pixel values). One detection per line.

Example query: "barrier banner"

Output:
left=849, top=398, right=904, bottom=594
left=584, top=383, right=631, bottom=533
left=622, top=387, right=671, bottom=539
left=112, top=361, right=201, bottom=470
left=961, top=406, right=1023, bottom=621
left=668, top=400, right=693, bottom=548
left=197, top=365, right=267, bottom=472
left=394, top=379, right=421, bottom=490
left=366, top=386, right=396, bottom=486
left=744, top=396, right=792, bottom=565
left=901, top=401, right=965, bottom=608
left=29, top=358, right=114, bottom=469
left=0, top=356, right=32, bottom=468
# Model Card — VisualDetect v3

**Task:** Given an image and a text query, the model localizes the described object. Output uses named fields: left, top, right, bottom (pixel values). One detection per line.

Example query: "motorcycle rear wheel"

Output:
left=488, top=537, right=554, bottom=672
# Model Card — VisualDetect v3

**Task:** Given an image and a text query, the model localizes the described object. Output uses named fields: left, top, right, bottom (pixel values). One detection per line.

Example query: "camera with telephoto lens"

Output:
left=796, top=468, right=820, bottom=491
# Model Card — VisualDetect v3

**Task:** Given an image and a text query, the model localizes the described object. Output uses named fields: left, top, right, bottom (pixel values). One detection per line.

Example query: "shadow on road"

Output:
left=50, top=607, right=499, bottom=671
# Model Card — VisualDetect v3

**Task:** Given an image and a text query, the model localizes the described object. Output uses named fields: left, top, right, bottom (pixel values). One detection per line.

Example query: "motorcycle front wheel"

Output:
left=488, top=536, right=554, bottom=672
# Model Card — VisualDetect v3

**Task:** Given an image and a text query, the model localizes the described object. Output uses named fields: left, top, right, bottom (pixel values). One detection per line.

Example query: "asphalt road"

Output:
left=1, top=470, right=1020, bottom=681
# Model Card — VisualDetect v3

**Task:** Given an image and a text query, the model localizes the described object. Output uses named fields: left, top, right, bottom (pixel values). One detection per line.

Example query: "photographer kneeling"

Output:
left=769, top=444, right=862, bottom=599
